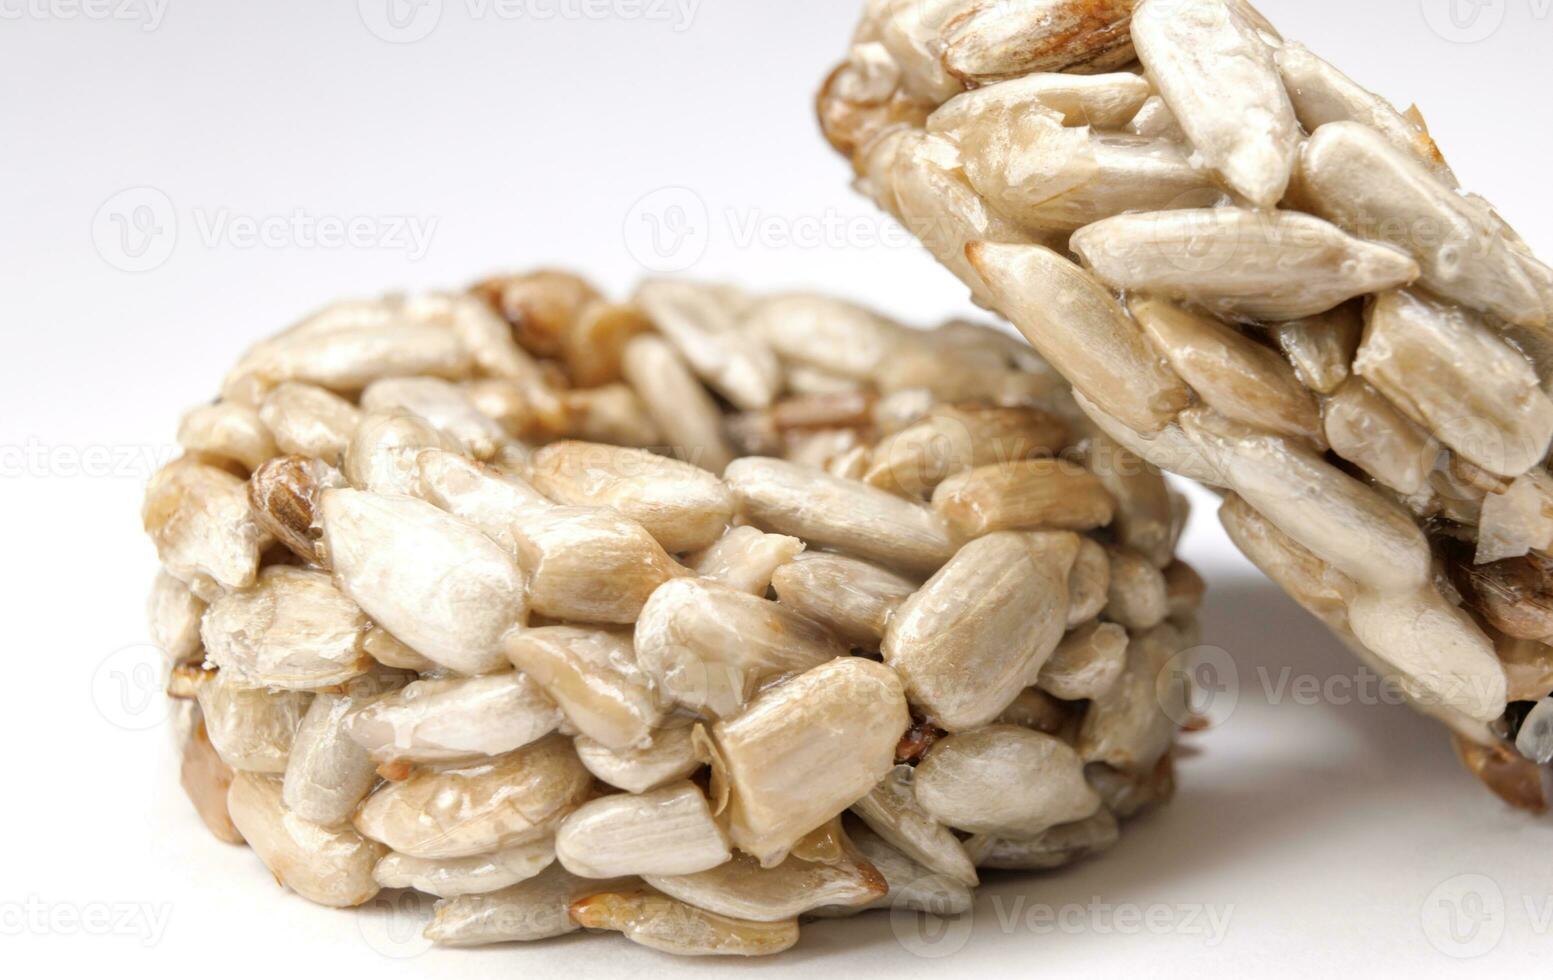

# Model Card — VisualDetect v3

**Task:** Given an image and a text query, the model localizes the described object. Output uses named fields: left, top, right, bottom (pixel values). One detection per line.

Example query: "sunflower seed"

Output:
left=865, top=405, right=1070, bottom=498
left=1131, top=0, right=1297, bottom=208
left=177, top=403, right=276, bottom=474
left=1123, top=95, right=1184, bottom=140
left=1072, top=209, right=1421, bottom=322
left=1478, top=472, right=1553, bottom=564
left=321, top=489, right=524, bottom=675
left=743, top=294, right=906, bottom=380
left=631, top=279, right=779, bottom=411
left=144, top=458, right=270, bottom=596
left=929, top=71, right=1152, bottom=135
left=474, top=269, right=600, bottom=359
left=1181, top=408, right=1431, bottom=594
left=226, top=772, right=384, bottom=907
left=686, top=526, right=805, bottom=595
left=342, top=412, right=458, bottom=496
left=410, top=447, right=551, bottom=551
left=1453, top=553, right=1553, bottom=642
left=1039, top=621, right=1129, bottom=701
left=1299, top=122, right=1545, bottom=328
left=647, top=840, right=886, bottom=922
left=635, top=577, right=847, bottom=719
left=769, top=551, right=919, bottom=651
left=361, top=377, right=507, bottom=461
left=1275, top=43, right=1456, bottom=186
left=354, top=735, right=592, bottom=859
left=247, top=455, right=344, bottom=564
left=725, top=457, right=956, bottom=576
left=374, top=838, right=556, bottom=898
left=568, top=888, right=799, bottom=957
left=180, top=717, right=243, bottom=845
left=1217, top=493, right=1355, bottom=627
left=1356, top=290, right=1553, bottom=478
left=346, top=673, right=562, bottom=766
left=814, top=821, right=973, bottom=917
left=850, top=764, right=978, bottom=887
left=932, top=459, right=1116, bottom=537
left=282, top=692, right=380, bottom=826
left=423, top=865, right=634, bottom=946
left=257, top=382, right=362, bottom=465
left=1104, top=547, right=1170, bottom=631
left=195, top=670, right=311, bottom=774
left=527, top=441, right=735, bottom=553
left=967, top=242, right=1192, bottom=434
left=876, top=0, right=969, bottom=103
left=148, top=570, right=206, bottom=666
left=1271, top=303, right=1362, bottom=396
left=574, top=720, right=703, bottom=795
left=914, top=725, right=1100, bottom=837
left=505, top=627, right=666, bottom=753
left=1078, top=622, right=1188, bottom=771
left=712, top=657, right=910, bottom=866
left=620, top=335, right=735, bottom=474
left=1347, top=586, right=1507, bottom=724
left=200, top=566, right=371, bottom=690
left=1515, top=698, right=1553, bottom=765
left=555, top=782, right=730, bottom=879
left=884, top=532, right=1078, bottom=731
left=940, top=0, right=1139, bottom=84
left=1073, top=390, right=1223, bottom=486
left=1322, top=378, right=1439, bottom=497
left=1131, top=297, right=1323, bottom=444
left=964, top=807, right=1120, bottom=870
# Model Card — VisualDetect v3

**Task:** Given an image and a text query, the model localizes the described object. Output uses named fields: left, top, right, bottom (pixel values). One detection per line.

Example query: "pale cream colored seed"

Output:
left=424, top=865, right=635, bottom=947
left=177, top=402, right=277, bottom=473
left=504, top=627, right=665, bottom=753
left=568, top=889, right=800, bottom=958
left=1038, top=621, right=1129, bottom=701
left=768, top=551, right=919, bottom=651
left=555, top=782, right=731, bottom=880
left=913, top=725, right=1100, bottom=837
left=258, top=382, right=362, bottom=465
left=620, top=335, right=735, bottom=474
left=226, top=772, right=384, bottom=908
left=940, top=0, right=1139, bottom=84
left=573, top=720, right=703, bottom=795
left=646, top=843, right=886, bottom=923
left=685, top=526, right=805, bottom=595
left=849, top=764, right=979, bottom=887
left=931, top=458, right=1117, bottom=537
left=200, top=566, right=371, bottom=691
left=346, top=672, right=562, bottom=766
left=373, top=838, right=556, bottom=899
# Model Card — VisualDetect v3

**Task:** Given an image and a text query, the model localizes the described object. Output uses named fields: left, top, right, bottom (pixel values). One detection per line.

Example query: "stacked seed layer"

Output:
left=818, top=0, right=1553, bottom=810
left=146, top=270, right=1204, bottom=956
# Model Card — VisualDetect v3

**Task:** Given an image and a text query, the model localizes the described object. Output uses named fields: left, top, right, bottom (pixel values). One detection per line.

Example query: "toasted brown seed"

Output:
left=1071, top=209, right=1421, bottom=322
left=258, top=382, right=362, bottom=465
left=227, top=772, right=385, bottom=907
left=1452, top=736, right=1548, bottom=814
left=725, top=457, right=957, bottom=576
left=354, top=735, right=592, bottom=859
left=562, top=300, right=653, bottom=387
left=568, top=889, right=799, bottom=957
left=967, top=242, right=1192, bottom=434
left=884, top=531, right=1079, bottom=731
left=914, top=725, right=1100, bottom=837
left=1356, top=290, right=1553, bottom=478
left=527, top=441, right=735, bottom=554
left=248, top=455, right=346, bottom=563
left=1038, top=621, right=1129, bottom=701
left=1131, top=297, right=1323, bottom=444
left=505, top=627, right=666, bottom=753
left=1453, top=553, right=1553, bottom=642
left=180, top=717, right=244, bottom=845
left=712, top=657, right=910, bottom=866
left=620, top=335, right=735, bottom=474
left=932, top=459, right=1116, bottom=536
left=769, top=551, right=919, bottom=651
left=347, top=673, right=562, bottom=765
left=473, top=269, right=600, bottom=358
left=635, top=578, right=847, bottom=719
left=1163, top=561, right=1206, bottom=618
left=555, top=782, right=731, bottom=879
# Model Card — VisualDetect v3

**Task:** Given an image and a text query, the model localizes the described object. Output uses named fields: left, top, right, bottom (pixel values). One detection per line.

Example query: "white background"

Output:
left=3, top=0, right=1552, bottom=976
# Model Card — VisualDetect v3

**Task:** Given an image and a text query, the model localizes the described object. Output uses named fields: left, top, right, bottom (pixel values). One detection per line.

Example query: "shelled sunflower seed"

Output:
left=145, top=269, right=1205, bottom=956
left=818, top=0, right=1553, bottom=813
